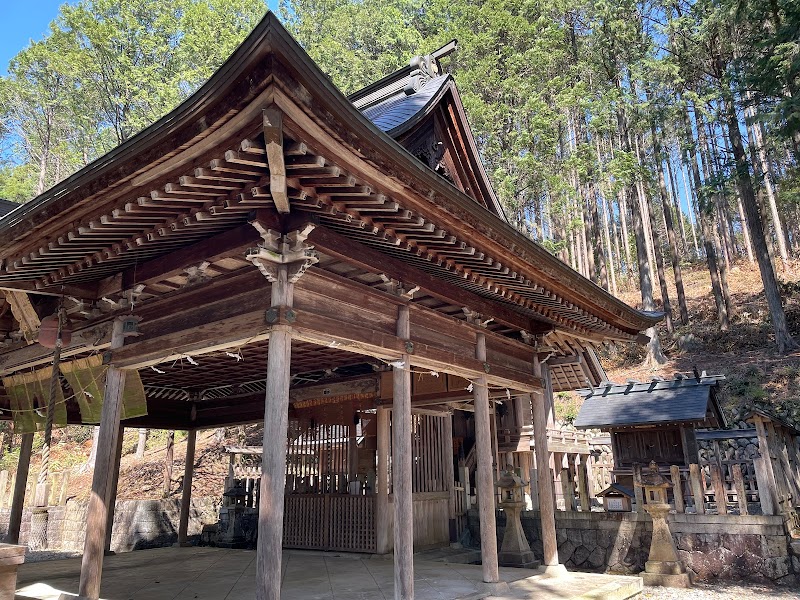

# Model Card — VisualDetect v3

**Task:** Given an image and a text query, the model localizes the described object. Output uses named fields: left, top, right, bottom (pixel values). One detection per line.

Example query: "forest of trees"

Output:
left=1, top=0, right=800, bottom=362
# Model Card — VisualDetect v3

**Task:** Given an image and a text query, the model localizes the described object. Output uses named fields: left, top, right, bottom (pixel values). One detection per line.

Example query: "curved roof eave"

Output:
left=0, top=12, right=660, bottom=336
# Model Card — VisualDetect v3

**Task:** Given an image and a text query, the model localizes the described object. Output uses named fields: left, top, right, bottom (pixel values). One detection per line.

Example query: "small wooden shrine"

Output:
left=574, top=375, right=725, bottom=489
left=0, top=13, right=658, bottom=600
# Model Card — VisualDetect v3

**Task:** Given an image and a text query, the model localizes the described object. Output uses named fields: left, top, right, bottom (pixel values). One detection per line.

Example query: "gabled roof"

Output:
left=574, top=377, right=726, bottom=429
left=0, top=12, right=659, bottom=346
left=0, top=200, right=19, bottom=218
left=359, top=74, right=451, bottom=134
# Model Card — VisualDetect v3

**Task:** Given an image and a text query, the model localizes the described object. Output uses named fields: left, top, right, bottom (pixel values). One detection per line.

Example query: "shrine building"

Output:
left=0, top=12, right=659, bottom=600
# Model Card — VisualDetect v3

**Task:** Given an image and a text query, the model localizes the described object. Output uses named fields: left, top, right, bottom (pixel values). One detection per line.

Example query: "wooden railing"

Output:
left=453, top=484, right=469, bottom=539
left=547, top=428, right=592, bottom=454
left=0, top=469, right=70, bottom=508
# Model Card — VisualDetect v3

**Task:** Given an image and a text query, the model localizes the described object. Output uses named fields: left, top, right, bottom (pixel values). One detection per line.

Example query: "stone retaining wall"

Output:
left=467, top=509, right=798, bottom=585
left=0, top=497, right=220, bottom=553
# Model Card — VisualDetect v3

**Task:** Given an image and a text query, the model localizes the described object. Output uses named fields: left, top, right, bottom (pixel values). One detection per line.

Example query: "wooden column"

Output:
left=177, top=429, right=197, bottom=547
left=76, top=317, right=129, bottom=600
left=577, top=455, right=590, bottom=512
left=163, top=430, right=175, bottom=497
left=393, top=304, right=414, bottom=600
left=257, top=263, right=294, bottom=600
left=753, top=417, right=780, bottom=514
left=473, top=331, right=499, bottom=584
left=442, top=411, right=456, bottom=540
left=532, top=358, right=566, bottom=575
left=104, top=425, right=124, bottom=555
left=5, top=433, right=33, bottom=544
left=375, top=407, right=392, bottom=554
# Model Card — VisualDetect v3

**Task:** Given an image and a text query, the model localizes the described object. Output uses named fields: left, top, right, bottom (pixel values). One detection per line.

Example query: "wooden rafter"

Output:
left=264, top=107, right=289, bottom=213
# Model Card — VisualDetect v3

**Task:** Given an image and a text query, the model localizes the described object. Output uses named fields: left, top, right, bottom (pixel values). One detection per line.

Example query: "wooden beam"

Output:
left=4, top=290, right=40, bottom=343
left=308, top=225, right=552, bottom=335
left=119, top=223, right=261, bottom=290
left=263, top=107, right=289, bottom=214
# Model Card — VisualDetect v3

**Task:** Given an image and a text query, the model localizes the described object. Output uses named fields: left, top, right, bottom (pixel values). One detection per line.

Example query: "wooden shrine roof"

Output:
left=0, top=14, right=660, bottom=428
left=0, top=13, right=657, bottom=343
left=574, top=376, right=726, bottom=430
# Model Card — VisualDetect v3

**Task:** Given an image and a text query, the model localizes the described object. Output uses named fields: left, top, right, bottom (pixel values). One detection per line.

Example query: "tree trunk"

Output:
left=618, top=108, right=666, bottom=365
left=683, top=108, right=728, bottom=329
left=746, top=98, right=789, bottom=268
left=87, top=426, right=101, bottom=469
left=721, top=89, right=797, bottom=353
left=652, top=127, right=689, bottom=324
left=697, top=115, right=735, bottom=318
left=665, top=150, right=689, bottom=255
left=135, top=428, right=148, bottom=459
left=163, top=430, right=175, bottom=498
left=680, top=157, right=701, bottom=256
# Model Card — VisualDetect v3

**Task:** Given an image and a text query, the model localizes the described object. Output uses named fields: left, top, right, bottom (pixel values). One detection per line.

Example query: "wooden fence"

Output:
left=283, top=493, right=375, bottom=553
left=557, top=457, right=767, bottom=516
left=0, top=469, right=70, bottom=509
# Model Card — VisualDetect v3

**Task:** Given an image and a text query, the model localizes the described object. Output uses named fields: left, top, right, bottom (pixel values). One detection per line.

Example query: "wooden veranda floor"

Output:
left=14, top=546, right=642, bottom=600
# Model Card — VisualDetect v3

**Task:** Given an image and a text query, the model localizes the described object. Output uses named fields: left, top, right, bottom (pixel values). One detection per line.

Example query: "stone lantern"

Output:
left=218, top=482, right=249, bottom=548
left=636, top=461, right=691, bottom=588
left=496, top=465, right=539, bottom=569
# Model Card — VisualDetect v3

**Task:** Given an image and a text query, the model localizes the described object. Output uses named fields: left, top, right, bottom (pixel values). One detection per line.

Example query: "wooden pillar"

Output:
left=688, top=463, right=706, bottom=515
left=177, top=429, right=197, bottom=547
left=753, top=417, right=780, bottom=514
left=163, top=430, right=175, bottom=497
left=375, top=407, right=392, bottom=554
left=577, top=455, right=590, bottom=512
left=442, top=411, right=456, bottom=540
left=393, top=304, right=414, bottom=600
left=76, top=317, right=129, bottom=600
left=104, top=425, right=124, bottom=555
left=5, top=433, right=33, bottom=544
left=473, top=332, right=499, bottom=583
left=633, top=464, right=645, bottom=513
left=256, top=263, right=294, bottom=600
left=670, top=465, right=685, bottom=514
left=532, top=358, right=565, bottom=575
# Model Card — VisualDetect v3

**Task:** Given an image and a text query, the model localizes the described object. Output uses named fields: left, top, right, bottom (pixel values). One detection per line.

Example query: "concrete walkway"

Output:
left=15, top=547, right=642, bottom=600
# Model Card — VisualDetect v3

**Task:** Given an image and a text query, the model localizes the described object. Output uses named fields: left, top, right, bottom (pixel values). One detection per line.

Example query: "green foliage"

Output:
left=0, top=0, right=267, bottom=200
left=554, top=391, right=581, bottom=425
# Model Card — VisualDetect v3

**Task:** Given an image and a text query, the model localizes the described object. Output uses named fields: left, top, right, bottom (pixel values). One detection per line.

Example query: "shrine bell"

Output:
left=38, top=312, right=71, bottom=348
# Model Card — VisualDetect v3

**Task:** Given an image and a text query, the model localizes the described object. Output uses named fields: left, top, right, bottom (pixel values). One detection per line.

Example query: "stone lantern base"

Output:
left=498, top=501, right=540, bottom=570
left=640, top=502, right=692, bottom=588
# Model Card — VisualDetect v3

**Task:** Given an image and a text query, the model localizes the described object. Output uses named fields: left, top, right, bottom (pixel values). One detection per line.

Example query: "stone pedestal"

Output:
left=216, top=506, right=248, bottom=548
left=0, top=543, right=26, bottom=599
left=498, top=501, right=539, bottom=570
left=641, top=503, right=691, bottom=588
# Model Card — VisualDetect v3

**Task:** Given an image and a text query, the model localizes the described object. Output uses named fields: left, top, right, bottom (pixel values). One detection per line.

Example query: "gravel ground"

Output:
left=640, top=581, right=799, bottom=599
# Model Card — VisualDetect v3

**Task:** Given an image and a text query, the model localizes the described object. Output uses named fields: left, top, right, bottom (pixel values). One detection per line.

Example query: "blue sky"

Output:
left=1, top=1, right=67, bottom=74
left=0, top=1, right=279, bottom=75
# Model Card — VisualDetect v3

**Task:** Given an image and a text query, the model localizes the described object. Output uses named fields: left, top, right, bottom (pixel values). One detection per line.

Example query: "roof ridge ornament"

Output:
left=404, top=55, right=439, bottom=95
